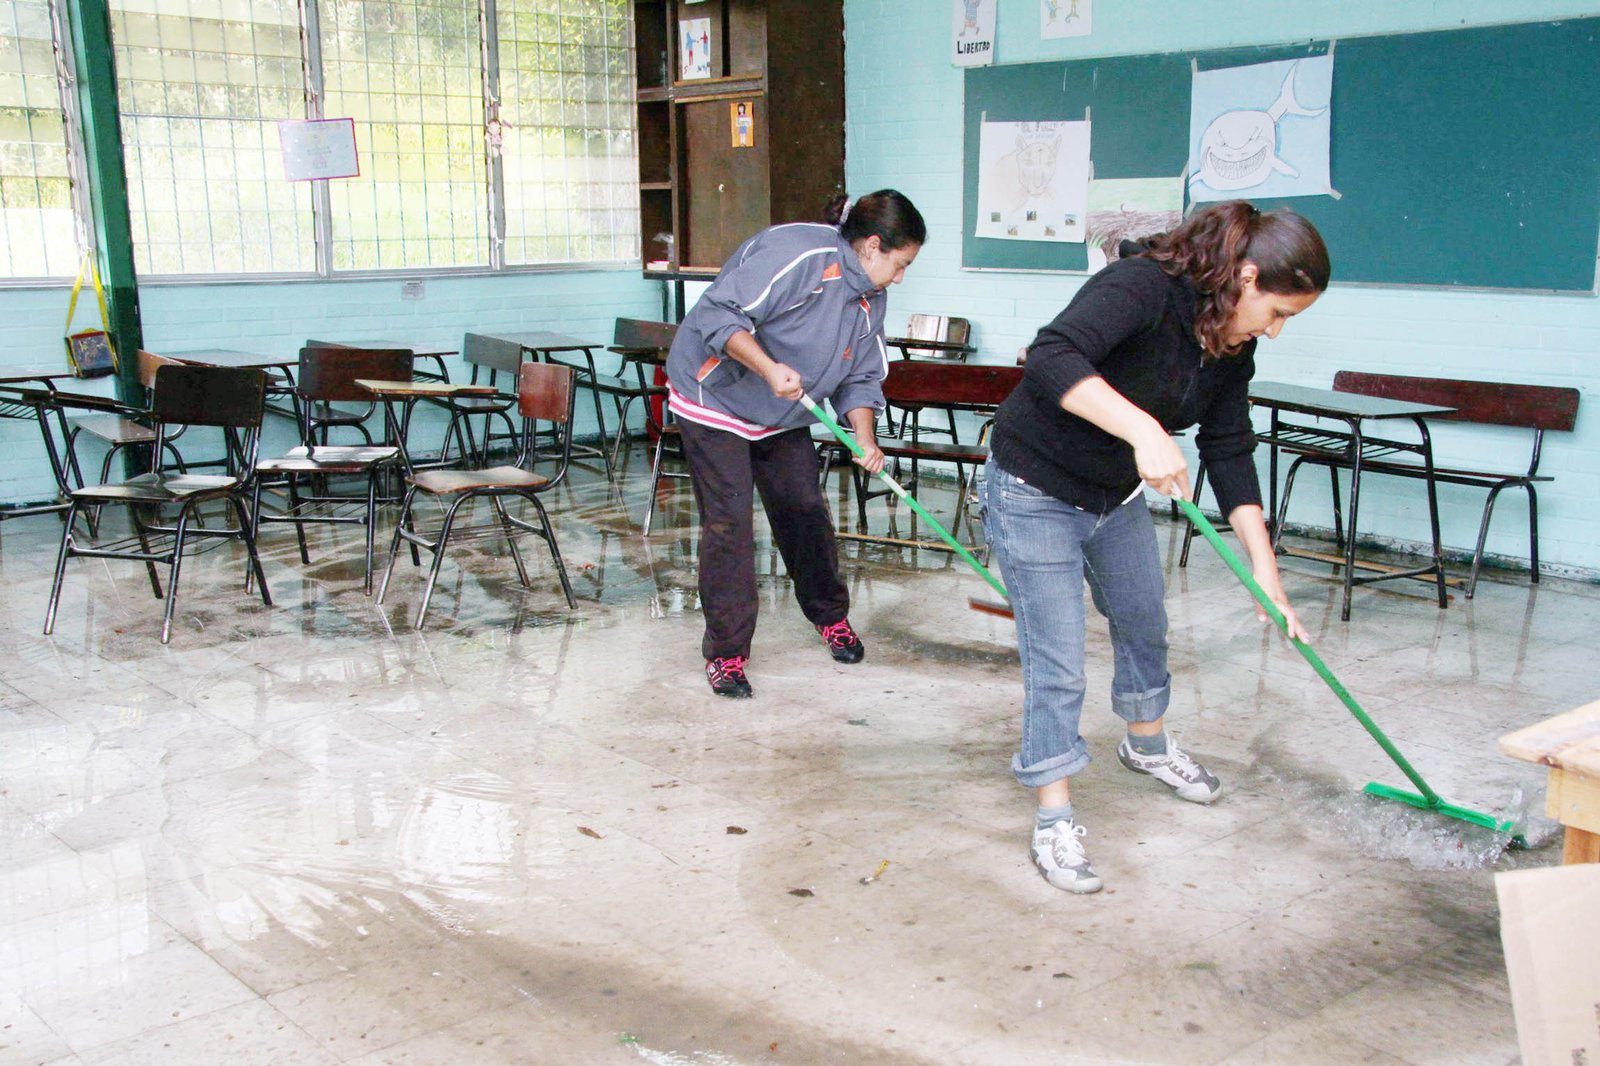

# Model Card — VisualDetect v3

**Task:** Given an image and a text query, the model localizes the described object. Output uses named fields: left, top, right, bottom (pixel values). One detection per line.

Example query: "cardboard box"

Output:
left=1496, top=863, right=1600, bottom=1065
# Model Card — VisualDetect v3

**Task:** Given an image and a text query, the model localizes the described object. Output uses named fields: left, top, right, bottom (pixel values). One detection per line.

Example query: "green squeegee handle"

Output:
left=1171, top=495, right=1442, bottom=808
left=801, top=395, right=1010, bottom=603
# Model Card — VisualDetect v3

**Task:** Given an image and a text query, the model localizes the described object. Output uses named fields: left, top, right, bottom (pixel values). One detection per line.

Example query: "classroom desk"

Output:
left=353, top=379, right=497, bottom=477
left=1250, top=380, right=1456, bottom=621
left=164, top=348, right=296, bottom=374
left=1500, top=699, right=1600, bottom=864
left=475, top=331, right=613, bottom=474
left=0, top=367, right=82, bottom=520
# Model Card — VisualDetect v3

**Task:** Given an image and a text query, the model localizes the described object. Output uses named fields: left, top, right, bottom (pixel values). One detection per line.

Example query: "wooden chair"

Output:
left=63, top=350, right=189, bottom=483
left=601, top=318, right=674, bottom=473
left=642, top=416, right=689, bottom=535
left=448, top=332, right=524, bottom=464
left=250, top=347, right=411, bottom=593
left=884, top=315, right=975, bottom=443
left=377, top=361, right=578, bottom=628
left=300, top=338, right=402, bottom=445
left=43, top=364, right=272, bottom=644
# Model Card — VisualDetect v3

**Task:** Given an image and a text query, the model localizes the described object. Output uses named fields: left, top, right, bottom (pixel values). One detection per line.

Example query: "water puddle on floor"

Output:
left=1301, top=783, right=1561, bottom=870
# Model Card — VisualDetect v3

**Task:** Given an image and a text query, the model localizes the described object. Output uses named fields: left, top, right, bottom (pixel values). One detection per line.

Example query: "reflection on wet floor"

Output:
left=0, top=441, right=1591, bottom=1064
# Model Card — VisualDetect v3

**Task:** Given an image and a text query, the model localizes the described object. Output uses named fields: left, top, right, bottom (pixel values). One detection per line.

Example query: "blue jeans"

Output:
left=981, top=461, right=1171, bottom=789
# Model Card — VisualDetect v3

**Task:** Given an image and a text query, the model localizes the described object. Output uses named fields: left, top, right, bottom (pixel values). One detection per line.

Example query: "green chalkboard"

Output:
left=963, top=19, right=1600, bottom=292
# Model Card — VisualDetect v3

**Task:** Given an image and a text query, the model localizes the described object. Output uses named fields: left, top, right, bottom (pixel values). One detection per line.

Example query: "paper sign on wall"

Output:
left=1084, top=176, right=1183, bottom=271
left=974, top=119, right=1091, bottom=242
left=680, top=18, right=711, bottom=80
left=278, top=119, right=359, bottom=182
left=730, top=101, right=755, bottom=148
left=953, top=0, right=995, bottom=67
left=1188, top=55, right=1334, bottom=202
left=1041, top=0, right=1090, bottom=40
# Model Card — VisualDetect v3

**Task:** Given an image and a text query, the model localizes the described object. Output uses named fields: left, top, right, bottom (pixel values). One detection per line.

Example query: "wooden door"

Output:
left=681, top=97, right=770, bottom=269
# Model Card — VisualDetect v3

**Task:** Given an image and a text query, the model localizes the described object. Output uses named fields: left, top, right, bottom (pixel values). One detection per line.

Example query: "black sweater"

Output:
left=990, top=255, right=1262, bottom=515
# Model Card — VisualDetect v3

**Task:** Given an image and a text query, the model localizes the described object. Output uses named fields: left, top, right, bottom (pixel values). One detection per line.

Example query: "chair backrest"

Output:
left=137, top=349, right=180, bottom=391
left=298, top=346, right=412, bottom=402
left=150, top=364, right=267, bottom=428
left=462, top=332, right=524, bottom=376
left=882, top=361, right=1022, bottom=411
left=903, top=314, right=973, bottom=359
left=611, top=318, right=678, bottom=356
left=1332, top=371, right=1580, bottom=432
left=517, top=360, right=575, bottom=424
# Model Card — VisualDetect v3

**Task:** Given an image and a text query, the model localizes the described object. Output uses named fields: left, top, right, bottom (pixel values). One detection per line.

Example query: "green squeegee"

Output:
left=1171, top=495, right=1515, bottom=835
left=804, top=394, right=1514, bottom=836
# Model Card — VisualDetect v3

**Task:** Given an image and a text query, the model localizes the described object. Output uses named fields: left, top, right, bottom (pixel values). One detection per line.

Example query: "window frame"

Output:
left=1, top=0, right=637, bottom=286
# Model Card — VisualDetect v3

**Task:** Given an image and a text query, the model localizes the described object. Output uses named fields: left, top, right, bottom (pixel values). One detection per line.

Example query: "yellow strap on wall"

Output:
left=65, top=252, right=112, bottom=335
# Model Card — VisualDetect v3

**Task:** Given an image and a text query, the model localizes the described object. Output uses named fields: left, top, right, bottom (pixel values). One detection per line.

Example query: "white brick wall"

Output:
left=845, top=0, right=1600, bottom=575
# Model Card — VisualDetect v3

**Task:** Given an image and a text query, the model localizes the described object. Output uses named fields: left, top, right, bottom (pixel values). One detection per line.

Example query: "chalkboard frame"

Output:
left=962, top=19, right=1600, bottom=293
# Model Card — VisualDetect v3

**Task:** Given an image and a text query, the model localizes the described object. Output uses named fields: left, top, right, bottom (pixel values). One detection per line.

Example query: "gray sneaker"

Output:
left=1031, top=820, right=1103, bottom=894
left=1116, top=735, right=1222, bottom=803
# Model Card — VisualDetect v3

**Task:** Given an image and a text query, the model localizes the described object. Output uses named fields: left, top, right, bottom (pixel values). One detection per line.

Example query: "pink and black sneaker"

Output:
left=816, top=619, right=865, bottom=664
left=706, top=655, right=752, bottom=698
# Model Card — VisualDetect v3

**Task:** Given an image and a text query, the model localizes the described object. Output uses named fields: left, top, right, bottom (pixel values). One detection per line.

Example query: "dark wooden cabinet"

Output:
left=633, top=0, right=844, bottom=274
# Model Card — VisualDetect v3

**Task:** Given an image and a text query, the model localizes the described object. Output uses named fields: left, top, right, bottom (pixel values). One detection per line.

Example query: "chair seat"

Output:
left=72, top=413, right=156, bottom=445
left=71, top=471, right=241, bottom=504
left=258, top=444, right=400, bottom=474
left=411, top=466, right=550, bottom=495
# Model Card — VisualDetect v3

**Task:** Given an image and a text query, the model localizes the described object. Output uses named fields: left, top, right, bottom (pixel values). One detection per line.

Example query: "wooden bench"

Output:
left=815, top=361, right=1022, bottom=548
left=1282, top=372, right=1579, bottom=597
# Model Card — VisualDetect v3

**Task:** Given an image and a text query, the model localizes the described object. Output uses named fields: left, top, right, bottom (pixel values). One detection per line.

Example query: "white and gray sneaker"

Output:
left=1116, top=736, right=1222, bottom=803
left=1031, top=820, right=1103, bottom=894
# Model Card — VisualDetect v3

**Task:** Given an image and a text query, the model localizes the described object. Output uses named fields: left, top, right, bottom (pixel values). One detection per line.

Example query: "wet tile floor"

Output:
left=0, top=443, right=1589, bottom=1065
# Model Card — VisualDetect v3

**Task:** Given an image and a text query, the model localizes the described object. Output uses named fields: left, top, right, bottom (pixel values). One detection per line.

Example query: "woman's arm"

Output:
left=1226, top=502, right=1311, bottom=643
left=723, top=329, right=802, bottom=399
left=1059, top=376, right=1190, bottom=499
left=845, top=406, right=885, bottom=474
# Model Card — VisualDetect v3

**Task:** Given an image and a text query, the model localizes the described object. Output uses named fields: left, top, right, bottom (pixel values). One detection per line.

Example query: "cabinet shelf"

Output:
left=633, top=0, right=842, bottom=273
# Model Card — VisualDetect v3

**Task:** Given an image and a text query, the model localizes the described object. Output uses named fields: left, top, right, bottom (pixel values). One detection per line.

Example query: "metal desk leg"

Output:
left=1341, top=419, right=1363, bottom=622
left=1417, top=418, right=1449, bottom=608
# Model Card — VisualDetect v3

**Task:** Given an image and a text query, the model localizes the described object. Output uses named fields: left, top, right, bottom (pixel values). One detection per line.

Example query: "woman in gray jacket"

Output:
left=665, top=190, right=926, bottom=698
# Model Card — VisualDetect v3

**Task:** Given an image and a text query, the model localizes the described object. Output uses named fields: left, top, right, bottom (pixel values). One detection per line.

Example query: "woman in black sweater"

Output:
left=982, top=200, right=1329, bottom=894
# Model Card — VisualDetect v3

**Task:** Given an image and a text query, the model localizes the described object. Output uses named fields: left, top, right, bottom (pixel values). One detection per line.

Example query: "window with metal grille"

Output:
left=110, top=0, right=317, bottom=276
left=319, top=0, right=488, bottom=270
left=495, top=0, right=636, bottom=266
left=0, top=0, right=76, bottom=278
left=99, top=0, right=635, bottom=278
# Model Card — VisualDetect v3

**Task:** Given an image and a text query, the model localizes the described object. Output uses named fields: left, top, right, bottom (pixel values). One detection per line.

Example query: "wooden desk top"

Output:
left=0, top=366, right=76, bottom=384
left=479, top=331, right=599, bottom=353
left=165, top=349, right=294, bottom=370
left=1501, top=699, right=1600, bottom=776
left=1250, top=380, right=1456, bottom=421
left=354, top=379, right=496, bottom=397
left=336, top=340, right=459, bottom=358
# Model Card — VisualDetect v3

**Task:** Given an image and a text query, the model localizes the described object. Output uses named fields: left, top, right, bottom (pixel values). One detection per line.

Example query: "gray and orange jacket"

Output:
left=665, top=222, right=889, bottom=439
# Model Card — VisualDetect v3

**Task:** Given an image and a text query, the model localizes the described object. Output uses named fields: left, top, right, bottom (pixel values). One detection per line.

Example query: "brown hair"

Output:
left=822, top=189, right=927, bottom=250
left=1140, top=200, right=1330, bottom=357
